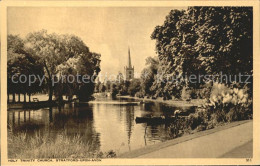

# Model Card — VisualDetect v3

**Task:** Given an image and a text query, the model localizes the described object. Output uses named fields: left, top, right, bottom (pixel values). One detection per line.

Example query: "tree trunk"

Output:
left=24, top=93, right=26, bottom=103
left=12, top=93, right=15, bottom=103
left=18, top=93, right=21, bottom=102
left=68, top=95, right=73, bottom=102
left=44, top=61, right=53, bottom=103
left=29, top=94, right=31, bottom=102
left=58, top=93, right=63, bottom=104
left=48, top=83, right=53, bottom=102
left=58, top=83, right=63, bottom=104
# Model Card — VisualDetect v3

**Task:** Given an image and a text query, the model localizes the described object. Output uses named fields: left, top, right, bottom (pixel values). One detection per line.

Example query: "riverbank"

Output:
left=7, top=101, right=60, bottom=110
left=8, top=130, right=116, bottom=159
left=118, top=120, right=252, bottom=158
left=117, top=95, right=205, bottom=107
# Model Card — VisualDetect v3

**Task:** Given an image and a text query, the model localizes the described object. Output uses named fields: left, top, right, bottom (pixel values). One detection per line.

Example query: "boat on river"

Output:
left=135, top=115, right=188, bottom=124
left=136, top=116, right=175, bottom=124
left=135, top=110, right=190, bottom=124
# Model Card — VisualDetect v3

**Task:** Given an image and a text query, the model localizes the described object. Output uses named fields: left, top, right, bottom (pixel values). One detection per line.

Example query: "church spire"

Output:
left=125, top=46, right=134, bottom=81
left=128, top=47, right=132, bottom=68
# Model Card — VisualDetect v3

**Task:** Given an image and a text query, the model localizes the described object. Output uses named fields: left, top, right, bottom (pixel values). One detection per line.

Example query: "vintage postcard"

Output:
left=1, top=0, right=260, bottom=165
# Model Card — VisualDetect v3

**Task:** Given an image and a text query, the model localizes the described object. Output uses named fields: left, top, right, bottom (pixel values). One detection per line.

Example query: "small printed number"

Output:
left=246, top=158, right=252, bottom=162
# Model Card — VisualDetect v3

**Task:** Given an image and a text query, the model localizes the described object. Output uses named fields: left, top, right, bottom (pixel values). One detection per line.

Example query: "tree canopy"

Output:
left=149, top=7, right=252, bottom=98
left=8, top=30, right=101, bottom=102
left=7, top=35, right=44, bottom=102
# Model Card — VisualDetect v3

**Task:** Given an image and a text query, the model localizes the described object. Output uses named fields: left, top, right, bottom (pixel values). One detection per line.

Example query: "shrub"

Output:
left=168, top=82, right=252, bottom=138
left=204, top=83, right=252, bottom=123
left=135, top=91, right=144, bottom=98
left=181, top=87, right=191, bottom=100
left=168, top=117, right=187, bottom=138
left=186, top=108, right=209, bottom=130
left=169, top=108, right=211, bottom=137
left=196, top=83, right=212, bottom=99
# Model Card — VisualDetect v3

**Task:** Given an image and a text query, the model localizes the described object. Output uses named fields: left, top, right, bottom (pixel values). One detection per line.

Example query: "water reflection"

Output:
left=8, top=99, right=194, bottom=155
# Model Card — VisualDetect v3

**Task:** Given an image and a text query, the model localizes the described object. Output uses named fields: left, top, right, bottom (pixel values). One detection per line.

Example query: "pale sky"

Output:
left=7, top=7, right=186, bottom=80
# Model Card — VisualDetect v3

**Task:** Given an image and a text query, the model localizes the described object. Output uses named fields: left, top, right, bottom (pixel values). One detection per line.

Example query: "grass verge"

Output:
left=8, top=127, right=116, bottom=159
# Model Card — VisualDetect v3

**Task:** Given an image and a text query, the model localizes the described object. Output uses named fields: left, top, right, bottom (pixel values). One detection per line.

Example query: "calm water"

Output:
left=8, top=97, right=195, bottom=155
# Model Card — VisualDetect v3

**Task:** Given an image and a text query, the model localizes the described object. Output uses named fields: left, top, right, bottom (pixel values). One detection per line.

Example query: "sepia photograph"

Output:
left=1, top=1, right=260, bottom=165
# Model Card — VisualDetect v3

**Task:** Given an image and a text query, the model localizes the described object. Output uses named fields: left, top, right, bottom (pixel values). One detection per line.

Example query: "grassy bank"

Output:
left=117, top=95, right=205, bottom=107
left=8, top=129, right=116, bottom=159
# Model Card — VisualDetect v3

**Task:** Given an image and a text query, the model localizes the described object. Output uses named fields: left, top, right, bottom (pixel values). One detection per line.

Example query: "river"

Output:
left=7, top=97, right=195, bottom=155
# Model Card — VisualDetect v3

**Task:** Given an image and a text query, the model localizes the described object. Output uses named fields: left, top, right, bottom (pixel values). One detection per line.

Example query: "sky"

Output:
left=7, top=7, right=186, bottom=81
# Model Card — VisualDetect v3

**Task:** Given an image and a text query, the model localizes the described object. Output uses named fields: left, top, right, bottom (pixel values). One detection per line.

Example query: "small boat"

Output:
left=136, top=110, right=190, bottom=124
left=135, top=116, right=176, bottom=124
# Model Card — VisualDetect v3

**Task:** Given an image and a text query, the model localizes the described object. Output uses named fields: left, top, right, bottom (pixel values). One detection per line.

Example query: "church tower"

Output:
left=124, top=47, right=134, bottom=81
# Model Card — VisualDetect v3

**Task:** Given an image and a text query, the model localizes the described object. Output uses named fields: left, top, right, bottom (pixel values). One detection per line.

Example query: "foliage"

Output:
left=168, top=82, right=252, bottom=137
left=110, top=83, right=118, bottom=98
left=23, top=30, right=100, bottom=102
left=151, top=7, right=252, bottom=99
left=181, top=86, right=191, bottom=100
left=7, top=35, right=45, bottom=101
left=186, top=108, right=211, bottom=131
left=99, top=84, right=106, bottom=92
left=204, top=82, right=252, bottom=122
left=128, top=79, right=141, bottom=97
left=135, top=91, right=144, bottom=98
left=168, top=117, right=187, bottom=138
left=140, top=56, right=159, bottom=96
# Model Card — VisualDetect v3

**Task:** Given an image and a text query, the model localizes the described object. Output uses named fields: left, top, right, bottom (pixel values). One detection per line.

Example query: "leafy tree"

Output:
left=128, top=79, right=141, bottom=97
left=7, top=35, right=44, bottom=102
left=116, top=72, right=124, bottom=83
left=186, top=7, right=252, bottom=78
left=151, top=7, right=252, bottom=99
left=105, top=80, right=111, bottom=92
left=95, top=81, right=101, bottom=93
left=99, top=83, right=106, bottom=92
left=110, top=83, right=118, bottom=98
left=151, top=9, right=186, bottom=98
left=25, top=30, right=101, bottom=102
left=140, top=56, right=159, bottom=96
left=25, top=30, right=68, bottom=102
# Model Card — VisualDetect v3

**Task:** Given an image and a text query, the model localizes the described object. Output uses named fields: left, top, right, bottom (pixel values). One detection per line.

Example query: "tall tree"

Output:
left=151, top=7, right=253, bottom=98
left=128, top=79, right=141, bottom=97
left=25, top=30, right=101, bottom=102
left=25, top=30, right=67, bottom=102
left=7, top=35, right=44, bottom=102
left=140, top=56, right=159, bottom=96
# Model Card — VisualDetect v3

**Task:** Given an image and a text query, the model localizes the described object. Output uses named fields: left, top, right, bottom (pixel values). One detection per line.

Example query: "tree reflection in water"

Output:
left=7, top=99, right=195, bottom=155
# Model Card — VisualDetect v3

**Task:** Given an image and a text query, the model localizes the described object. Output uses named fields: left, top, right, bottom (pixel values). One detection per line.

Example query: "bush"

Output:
left=204, top=83, right=252, bottom=123
left=186, top=108, right=209, bottom=130
left=168, top=82, right=252, bottom=138
left=135, top=91, right=144, bottom=98
left=181, top=87, right=191, bottom=100
left=168, top=117, right=187, bottom=138
left=169, top=108, right=210, bottom=137
left=197, top=82, right=212, bottom=99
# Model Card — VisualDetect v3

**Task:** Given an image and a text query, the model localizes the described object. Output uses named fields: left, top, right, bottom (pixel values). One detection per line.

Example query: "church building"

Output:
left=124, top=47, right=134, bottom=81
